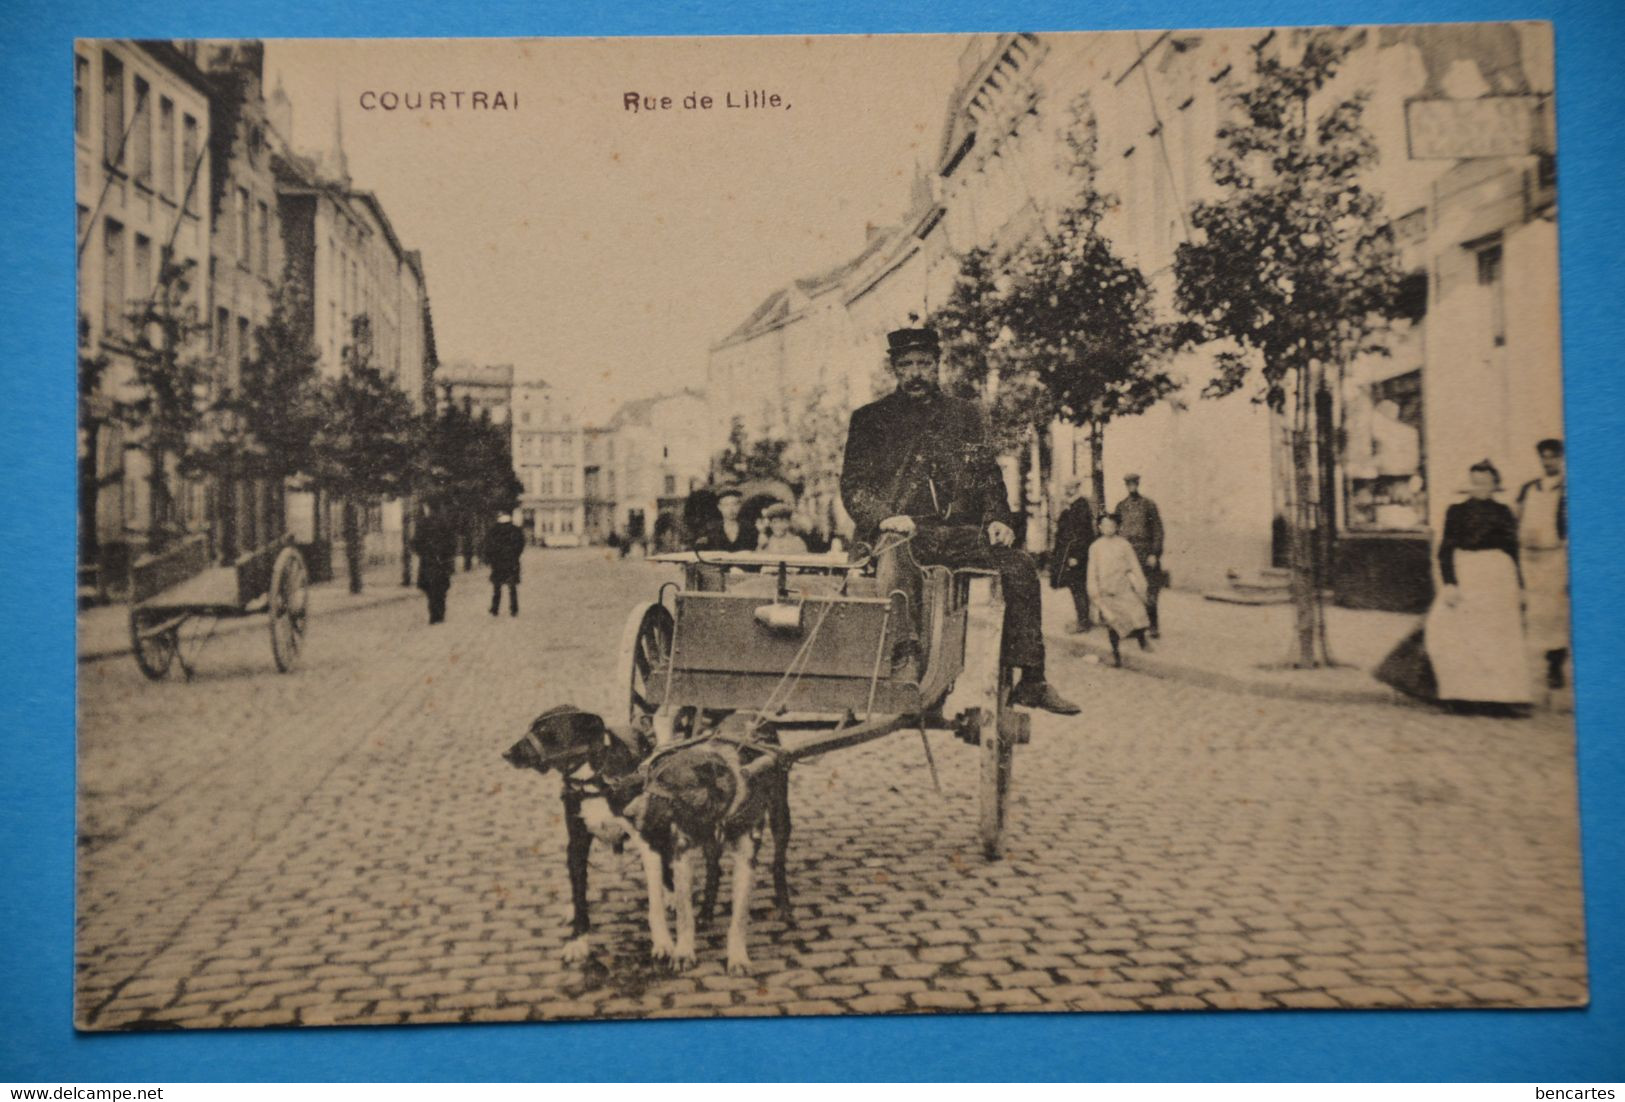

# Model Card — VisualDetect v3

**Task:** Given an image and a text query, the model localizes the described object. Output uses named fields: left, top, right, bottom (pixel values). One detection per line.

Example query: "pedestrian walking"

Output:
left=482, top=512, right=526, bottom=617
left=412, top=500, right=458, bottom=626
left=1086, top=512, right=1151, bottom=667
left=1050, top=480, right=1097, bottom=633
left=1517, top=438, right=1569, bottom=689
left=1424, top=460, right=1531, bottom=715
left=1113, top=473, right=1165, bottom=637
left=759, top=502, right=809, bottom=555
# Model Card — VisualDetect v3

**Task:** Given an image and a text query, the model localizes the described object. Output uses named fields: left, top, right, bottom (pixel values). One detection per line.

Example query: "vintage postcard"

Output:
left=75, top=25, right=1583, bottom=1030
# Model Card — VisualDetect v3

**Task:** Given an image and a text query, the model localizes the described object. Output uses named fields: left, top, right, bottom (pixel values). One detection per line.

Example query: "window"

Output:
left=133, top=233, right=151, bottom=298
left=181, top=114, right=198, bottom=211
left=664, top=474, right=677, bottom=496
left=131, top=76, right=151, bottom=184
left=1343, top=369, right=1426, bottom=532
left=158, top=97, right=175, bottom=198
left=238, top=316, right=251, bottom=370
left=215, top=307, right=229, bottom=355
left=237, top=187, right=251, bottom=267
left=256, top=200, right=269, bottom=275
left=75, top=55, right=88, bottom=138
left=76, top=205, right=89, bottom=250
left=540, top=470, right=555, bottom=495
left=101, top=52, right=124, bottom=166
left=606, top=472, right=616, bottom=497
left=558, top=468, right=574, bottom=496
left=606, top=439, right=615, bottom=461
left=561, top=513, right=575, bottom=534
left=102, top=219, right=125, bottom=338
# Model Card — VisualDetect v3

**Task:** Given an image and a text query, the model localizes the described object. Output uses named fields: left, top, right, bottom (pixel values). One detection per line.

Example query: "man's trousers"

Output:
left=873, top=525, right=1045, bottom=672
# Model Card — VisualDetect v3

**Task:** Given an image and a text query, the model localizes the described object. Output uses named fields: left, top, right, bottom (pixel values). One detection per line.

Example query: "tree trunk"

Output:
left=342, top=497, right=364, bottom=594
left=1287, top=369, right=1329, bottom=668
left=1089, top=420, right=1106, bottom=515
left=400, top=492, right=415, bottom=586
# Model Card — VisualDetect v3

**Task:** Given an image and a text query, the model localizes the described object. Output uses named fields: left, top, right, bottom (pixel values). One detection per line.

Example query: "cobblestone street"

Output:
left=75, top=548, right=1587, bottom=1029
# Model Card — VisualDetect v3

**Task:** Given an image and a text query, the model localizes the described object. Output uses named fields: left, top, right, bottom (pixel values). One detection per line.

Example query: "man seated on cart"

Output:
left=840, top=325, right=1081, bottom=716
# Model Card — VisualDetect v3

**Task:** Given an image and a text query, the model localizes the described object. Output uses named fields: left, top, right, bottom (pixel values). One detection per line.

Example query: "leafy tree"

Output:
left=424, top=391, right=522, bottom=567
left=310, top=318, right=420, bottom=593
left=1002, top=92, right=1186, bottom=516
left=1173, top=29, right=1405, bottom=667
left=778, top=384, right=851, bottom=538
left=239, top=278, right=325, bottom=487
left=713, top=415, right=789, bottom=485
left=125, top=251, right=212, bottom=552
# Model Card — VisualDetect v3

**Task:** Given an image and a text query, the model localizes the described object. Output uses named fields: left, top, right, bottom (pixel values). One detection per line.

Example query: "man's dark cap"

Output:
left=1536, top=438, right=1564, bottom=457
left=886, top=327, right=940, bottom=356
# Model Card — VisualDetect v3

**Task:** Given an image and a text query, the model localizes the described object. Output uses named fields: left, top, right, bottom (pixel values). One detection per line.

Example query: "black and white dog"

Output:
left=501, top=704, right=656, bottom=962
left=624, top=714, right=793, bottom=974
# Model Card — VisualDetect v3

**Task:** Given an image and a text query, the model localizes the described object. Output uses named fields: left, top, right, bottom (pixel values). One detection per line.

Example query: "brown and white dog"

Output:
left=623, top=714, right=793, bottom=974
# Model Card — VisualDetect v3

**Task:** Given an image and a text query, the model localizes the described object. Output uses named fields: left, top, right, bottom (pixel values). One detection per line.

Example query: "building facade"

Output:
left=605, top=390, right=712, bottom=549
left=76, top=39, right=215, bottom=589
left=581, top=426, right=618, bottom=545
left=511, top=378, right=584, bottom=546
left=708, top=26, right=1560, bottom=609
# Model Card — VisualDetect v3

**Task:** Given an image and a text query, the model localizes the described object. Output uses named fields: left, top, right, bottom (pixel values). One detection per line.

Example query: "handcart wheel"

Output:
left=268, top=546, right=309, bottom=673
left=129, top=608, right=176, bottom=681
left=615, top=600, right=675, bottom=735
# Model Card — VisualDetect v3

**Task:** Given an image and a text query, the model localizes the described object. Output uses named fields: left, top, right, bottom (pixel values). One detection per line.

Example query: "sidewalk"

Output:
left=1042, top=586, right=1575, bottom=712
left=78, top=561, right=425, bottom=664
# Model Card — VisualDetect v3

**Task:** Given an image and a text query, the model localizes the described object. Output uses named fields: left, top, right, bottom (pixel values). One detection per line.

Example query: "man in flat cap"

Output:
left=840, top=325, right=1080, bottom=714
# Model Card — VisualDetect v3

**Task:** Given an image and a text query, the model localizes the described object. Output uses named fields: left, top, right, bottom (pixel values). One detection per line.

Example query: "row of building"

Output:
left=435, top=363, right=711, bottom=549
left=704, top=25, right=1561, bottom=612
left=76, top=39, right=438, bottom=592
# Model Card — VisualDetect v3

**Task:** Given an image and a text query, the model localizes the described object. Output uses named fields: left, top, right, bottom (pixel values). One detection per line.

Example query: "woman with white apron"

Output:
left=1425, top=460, right=1531, bottom=715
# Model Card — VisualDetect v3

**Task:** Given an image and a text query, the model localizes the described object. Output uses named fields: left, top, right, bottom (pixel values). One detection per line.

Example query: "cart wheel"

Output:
left=268, top=546, right=309, bottom=673
left=949, top=573, right=1017, bottom=860
left=129, top=608, right=176, bottom=681
left=977, top=673, right=1022, bottom=861
left=615, top=600, right=675, bottom=736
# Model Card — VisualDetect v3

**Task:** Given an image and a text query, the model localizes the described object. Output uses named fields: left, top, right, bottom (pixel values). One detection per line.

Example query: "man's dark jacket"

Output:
left=1050, top=497, right=1097, bottom=588
left=413, top=514, right=458, bottom=593
left=840, top=390, right=1012, bottom=546
left=482, top=521, right=526, bottom=585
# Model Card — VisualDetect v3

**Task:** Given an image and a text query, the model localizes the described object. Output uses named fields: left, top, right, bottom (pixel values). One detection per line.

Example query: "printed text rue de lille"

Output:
left=623, top=90, right=790, bottom=112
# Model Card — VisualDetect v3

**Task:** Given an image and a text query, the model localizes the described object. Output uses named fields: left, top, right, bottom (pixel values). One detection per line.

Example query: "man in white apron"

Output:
left=1517, top=438, right=1570, bottom=689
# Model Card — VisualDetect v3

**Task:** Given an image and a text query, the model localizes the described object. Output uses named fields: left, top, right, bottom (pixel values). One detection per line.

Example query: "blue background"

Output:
left=2, top=0, right=1621, bottom=1082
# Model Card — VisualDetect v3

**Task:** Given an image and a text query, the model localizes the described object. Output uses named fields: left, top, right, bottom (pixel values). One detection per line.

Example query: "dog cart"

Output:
left=126, top=532, right=309, bottom=681
left=618, top=542, right=1029, bottom=859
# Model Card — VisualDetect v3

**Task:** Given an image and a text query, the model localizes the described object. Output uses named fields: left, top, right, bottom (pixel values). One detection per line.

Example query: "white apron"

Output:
left=1425, top=549, right=1531, bottom=704
left=1518, top=479, right=1569, bottom=654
